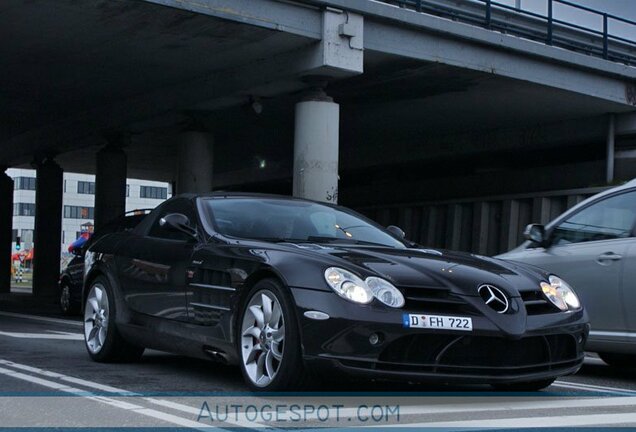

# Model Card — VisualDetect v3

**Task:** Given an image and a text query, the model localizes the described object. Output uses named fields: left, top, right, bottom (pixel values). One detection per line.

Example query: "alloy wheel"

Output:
left=240, top=290, right=285, bottom=387
left=84, top=284, right=109, bottom=354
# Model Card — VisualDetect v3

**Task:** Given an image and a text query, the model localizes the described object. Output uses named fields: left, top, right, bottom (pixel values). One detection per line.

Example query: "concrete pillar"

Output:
left=607, top=114, right=615, bottom=184
left=176, top=131, right=213, bottom=194
left=95, top=145, right=127, bottom=230
left=0, top=170, right=13, bottom=294
left=32, top=158, right=63, bottom=300
left=293, top=89, right=340, bottom=203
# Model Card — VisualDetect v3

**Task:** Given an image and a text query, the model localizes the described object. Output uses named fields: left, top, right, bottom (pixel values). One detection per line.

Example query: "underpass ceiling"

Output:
left=46, top=56, right=629, bottom=183
left=3, top=0, right=633, bottom=184
left=0, top=0, right=310, bottom=142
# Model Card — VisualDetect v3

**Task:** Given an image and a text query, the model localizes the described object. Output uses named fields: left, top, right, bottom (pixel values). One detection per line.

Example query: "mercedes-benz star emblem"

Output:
left=478, top=284, right=509, bottom=314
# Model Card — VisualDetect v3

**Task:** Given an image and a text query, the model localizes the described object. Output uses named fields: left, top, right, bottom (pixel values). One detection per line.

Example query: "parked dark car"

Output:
left=83, top=193, right=589, bottom=391
left=58, top=211, right=151, bottom=315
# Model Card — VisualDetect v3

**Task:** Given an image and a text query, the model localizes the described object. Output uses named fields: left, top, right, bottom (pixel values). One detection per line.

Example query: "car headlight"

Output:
left=323, top=268, right=405, bottom=307
left=540, top=275, right=581, bottom=311
left=365, top=277, right=405, bottom=308
left=324, top=267, right=373, bottom=304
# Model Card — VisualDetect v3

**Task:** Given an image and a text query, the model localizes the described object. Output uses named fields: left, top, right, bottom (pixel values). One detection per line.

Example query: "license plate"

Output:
left=403, top=314, right=473, bottom=331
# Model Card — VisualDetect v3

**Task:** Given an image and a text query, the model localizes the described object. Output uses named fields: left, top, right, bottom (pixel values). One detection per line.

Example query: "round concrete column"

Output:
left=0, top=170, right=13, bottom=294
left=177, top=131, right=213, bottom=194
left=293, top=90, right=340, bottom=203
left=33, top=158, right=63, bottom=300
left=95, top=145, right=127, bottom=230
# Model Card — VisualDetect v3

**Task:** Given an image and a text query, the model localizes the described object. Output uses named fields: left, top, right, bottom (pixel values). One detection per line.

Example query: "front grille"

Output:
left=400, top=286, right=477, bottom=314
left=368, top=334, right=580, bottom=376
left=521, top=290, right=560, bottom=315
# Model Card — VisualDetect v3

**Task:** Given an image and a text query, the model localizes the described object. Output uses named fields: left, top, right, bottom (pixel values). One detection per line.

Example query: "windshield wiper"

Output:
left=250, top=236, right=395, bottom=248
left=251, top=237, right=309, bottom=243
left=306, top=236, right=390, bottom=247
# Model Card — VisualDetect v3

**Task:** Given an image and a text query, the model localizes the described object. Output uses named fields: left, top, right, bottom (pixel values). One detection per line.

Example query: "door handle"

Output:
left=596, top=252, right=623, bottom=265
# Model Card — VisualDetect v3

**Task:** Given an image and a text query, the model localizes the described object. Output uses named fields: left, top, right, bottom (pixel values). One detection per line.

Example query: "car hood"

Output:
left=281, top=243, right=546, bottom=297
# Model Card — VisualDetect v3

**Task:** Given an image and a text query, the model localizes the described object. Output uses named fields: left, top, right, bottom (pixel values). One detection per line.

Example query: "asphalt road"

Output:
left=1, top=310, right=636, bottom=429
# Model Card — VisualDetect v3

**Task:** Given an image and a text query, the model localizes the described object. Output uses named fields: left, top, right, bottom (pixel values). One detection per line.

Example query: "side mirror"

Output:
left=160, top=213, right=197, bottom=240
left=387, top=225, right=406, bottom=239
left=524, top=223, right=546, bottom=246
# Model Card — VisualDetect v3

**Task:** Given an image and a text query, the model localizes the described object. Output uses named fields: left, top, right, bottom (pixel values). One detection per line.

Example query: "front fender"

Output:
left=82, top=255, right=125, bottom=319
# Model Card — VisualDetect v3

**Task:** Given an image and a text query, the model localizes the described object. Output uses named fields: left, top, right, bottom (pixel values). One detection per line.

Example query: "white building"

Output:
left=9, top=168, right=171, bottom=253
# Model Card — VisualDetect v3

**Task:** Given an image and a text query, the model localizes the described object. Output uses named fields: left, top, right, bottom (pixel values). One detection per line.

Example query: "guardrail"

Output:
left=382, top=0, right=636, bottom=66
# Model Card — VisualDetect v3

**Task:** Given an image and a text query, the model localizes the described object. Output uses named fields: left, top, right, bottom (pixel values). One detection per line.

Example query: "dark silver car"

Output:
left=498, top=179, right=636, bottom=368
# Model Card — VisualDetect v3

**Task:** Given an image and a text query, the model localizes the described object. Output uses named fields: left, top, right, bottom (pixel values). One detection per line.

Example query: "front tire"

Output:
left=492, top=378, right=555, bottom=392
left=237, top=278, right=307, bottom=391
left=83, top=276, right=144, bottom=363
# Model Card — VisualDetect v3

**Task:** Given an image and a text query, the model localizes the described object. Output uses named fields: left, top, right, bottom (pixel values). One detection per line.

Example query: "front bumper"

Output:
left=291, top=287, right=589, bottom=385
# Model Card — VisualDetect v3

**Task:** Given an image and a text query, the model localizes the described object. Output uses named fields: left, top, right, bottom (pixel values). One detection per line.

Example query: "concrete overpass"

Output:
left=1, top=0, right=636, bottom=298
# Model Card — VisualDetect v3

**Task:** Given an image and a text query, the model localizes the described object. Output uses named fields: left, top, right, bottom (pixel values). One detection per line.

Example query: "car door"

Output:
left=620, top=241, right=636, bottom=338
left=511, top=190, right=636, bottom=338
left=116, top=199, right=199, bottom=321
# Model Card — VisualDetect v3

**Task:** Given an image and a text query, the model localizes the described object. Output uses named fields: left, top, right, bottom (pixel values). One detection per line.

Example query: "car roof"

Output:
left=545, top=178, right=636, bottom=229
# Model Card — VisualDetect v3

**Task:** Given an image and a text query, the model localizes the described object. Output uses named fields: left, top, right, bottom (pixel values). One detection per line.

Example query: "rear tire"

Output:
left=598, top=352, right=635, bottom=368
left=492, top=378, right=555, bottom=392
left=237, top=278, right=309, bottom=391
left=83, top=276, right=144, bottom=363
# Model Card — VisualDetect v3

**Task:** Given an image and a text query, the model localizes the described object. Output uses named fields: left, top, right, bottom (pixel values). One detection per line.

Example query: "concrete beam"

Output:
left=146, top=0, right=323, bottom=39
left=363, top=20, right=635, bottom=107
left=306, top=0, right=636, bottom=106
left=0, top=171, right=13, bottom=294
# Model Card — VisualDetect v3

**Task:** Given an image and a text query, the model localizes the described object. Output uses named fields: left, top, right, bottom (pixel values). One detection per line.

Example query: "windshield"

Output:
left=200, top=197, right=406, bottom=248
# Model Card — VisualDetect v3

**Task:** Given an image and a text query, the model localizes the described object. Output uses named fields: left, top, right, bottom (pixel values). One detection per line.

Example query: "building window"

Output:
left=140, top=186, right=167, bottom=200
left=21, top=229, right=34, bottom=245
left=14, top=177, right=36, bottom=191
left=126, top=184, right=130, bottom=197
left=13, top=203, right=36, bottom=216
left=77, top=181, right=96, bottom=194
left=64, top=205, right=94, bottom=219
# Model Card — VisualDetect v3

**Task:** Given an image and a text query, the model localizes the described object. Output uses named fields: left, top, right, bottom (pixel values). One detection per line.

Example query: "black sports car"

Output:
left=83, top=193, right=589, bottom=391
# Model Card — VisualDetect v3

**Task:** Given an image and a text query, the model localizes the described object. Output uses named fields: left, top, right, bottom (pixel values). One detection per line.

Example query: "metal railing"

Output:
left=382, top=0, right=636, bottom=66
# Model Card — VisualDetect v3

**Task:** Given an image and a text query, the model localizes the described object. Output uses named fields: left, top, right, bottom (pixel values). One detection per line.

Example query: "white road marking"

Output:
left=0, top=366, right=212, bottom=430
left=0, top=311, right=82, bottom=327
left=583, top=355, right=607, bottom=366
left=296, top=395, right=636, bottom=420
left=0, top=331, right=83, bottom=340
left=380, top=412, right=636, bottom=428
left=0, top=359, right=264, bottom=429
left=0, top=360, right=132, bottom=393
left=554, top=380, right=636, bottom=394
left=3, top=357, right=636, bottom=429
